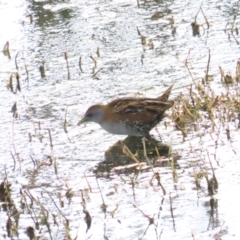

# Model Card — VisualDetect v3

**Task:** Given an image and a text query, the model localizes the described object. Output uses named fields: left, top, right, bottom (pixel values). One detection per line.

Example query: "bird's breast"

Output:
left=100, top=121, right=142, bottom=136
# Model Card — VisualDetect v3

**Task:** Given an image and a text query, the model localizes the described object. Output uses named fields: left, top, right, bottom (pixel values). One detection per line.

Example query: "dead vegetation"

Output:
left=2, top=61, right=239, bottom=238
left=1, top=1, right=240, bottom=240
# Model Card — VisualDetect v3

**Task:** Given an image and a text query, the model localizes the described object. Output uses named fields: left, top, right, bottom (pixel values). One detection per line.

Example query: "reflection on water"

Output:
left=0, top=0, right=240, bottom=239
left=28, top=1, right=74, bottom=27
left=99, top=136, right=172, bottom=174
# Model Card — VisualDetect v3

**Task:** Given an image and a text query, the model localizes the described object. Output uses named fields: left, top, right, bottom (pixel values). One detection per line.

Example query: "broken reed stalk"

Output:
left=38, top=198, right=54, bottom=240
left=11, top=102, right=17, bottom=118
left=27, top=159, right=52, bottom=187
left=24, top=190, right=52, bottom=237
left=80, top=190, right=86, bottom=209
left=57, top=192, right=64, bottom=208
left=46, top=129, right=58, bottom=174
left=90, top=55, right=97, bottom=68
left=84, top=172, right=92, bottom=193
left=136, top=27, right=141, bottom=36
left=185, top=49, right=197, bottom=86
left=11, top=121, right=22, bottom=172
left=45, top=192, right=69, bottom=225
left=209, top=196, right=216, bottom=215
left=132, top=203, right=155, bottom=239
left=28, top=13, right=33, bottom=24
left=121, top=142, right=140, bottom=164
left=92, top=67, right=102, bottom=78
left=170, top=152, right=178, bottom=182
left=205, top=49, right=211, bottom=82
left=6, top=216, right=13, bottom=238
left=224, top=20, right=229, bottom=33
left=141, top=35, right=147, bottom=45
left=192, top=167, right=202, bottom=197
left=206, top=151, right=218, bottom=191
left=231, top=14, right=237, bottom=32
left=231, top=33, right=239, bottom=44
left=236, top=59, right=240, bottom=78
left=139, top=224, right=150, bottom=240
left=80, top=190, right=92, bottom=233
left=24, top=62, right=29, bottom=81
left=10, top=151, right=16, bottom=171
left=110, top=204, right=119, bottom=218
left=39, top=61, right=46, bottom=78
left=53, top=157, right=58, bottom=175
left=16, top=72, right=21, bottom=92
left=142, top=137, right=153, bottom=169
left=155, top=146, right=160, bottom=158
left=130, top=177, right=136, bottom=201
left=63, top=106, right=68, bottom=134
left=194, top=1, right=203, bottom=21
left=132, top=203, right=155, bottom=225
left=30, top=155, right=36, bottom=166
left=47, top=129, right=53, bottom=150
left=15, top=51, right=22, bottom=70
left=200, top=165, right=215, bottom=195
left=226, top=127, right=231, bottom=141
left=79, top=56, right=83, bottom=73
left=9, top=74, right=13, bottom=92
left=136, top=26, right=145, bottom=45
left=148, top=39, right=154, bottom=49
left=64, top=52, right=70, bottom=79
left=96, top=47, right=100, bottom=57
left=154, top=172, right=166, bottom=195
left=95, top=178, right=107, bottom=216
left=200, top=7, right=210, bottom=29
left=22, top=191, right=38, bottom=226
left=169, top=194, right=176, bottom=231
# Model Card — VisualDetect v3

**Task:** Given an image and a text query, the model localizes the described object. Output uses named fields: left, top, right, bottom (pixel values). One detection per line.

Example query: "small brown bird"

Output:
left=78, top=84, right=174, bottom=137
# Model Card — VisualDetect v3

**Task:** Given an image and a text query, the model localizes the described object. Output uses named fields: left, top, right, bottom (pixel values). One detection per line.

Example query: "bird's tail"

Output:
left=156, top=83, right=174, bottom=102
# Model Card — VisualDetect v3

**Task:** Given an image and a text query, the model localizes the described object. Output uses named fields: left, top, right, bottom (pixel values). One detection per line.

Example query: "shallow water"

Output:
left=1, top=0, right=240, bottom=239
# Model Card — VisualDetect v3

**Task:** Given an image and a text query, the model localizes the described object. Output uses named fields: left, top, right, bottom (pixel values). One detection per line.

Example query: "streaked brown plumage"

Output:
left=78, top=84, right=174, bottom=137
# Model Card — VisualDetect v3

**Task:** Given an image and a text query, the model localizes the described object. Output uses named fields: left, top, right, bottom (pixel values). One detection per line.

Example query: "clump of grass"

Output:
left=191, top=3, right=210, bottom=37
left=172, top=72, right=240, bottom=140
left=0, top=179, right=13, bottom=207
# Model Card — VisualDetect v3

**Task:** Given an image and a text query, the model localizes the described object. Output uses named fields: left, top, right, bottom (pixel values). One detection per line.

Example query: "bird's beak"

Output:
left=77, top=117, right=87, bottom=126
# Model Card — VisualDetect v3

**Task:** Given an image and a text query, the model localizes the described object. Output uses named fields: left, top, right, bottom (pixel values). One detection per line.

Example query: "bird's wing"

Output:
left=109, top=98, right=173, bottom=115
